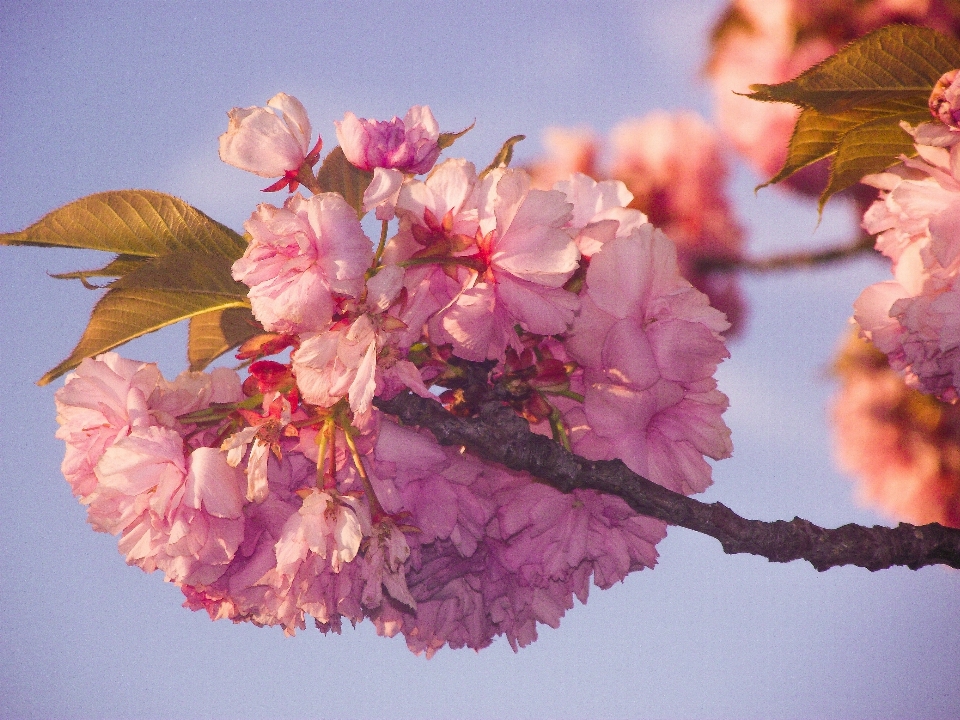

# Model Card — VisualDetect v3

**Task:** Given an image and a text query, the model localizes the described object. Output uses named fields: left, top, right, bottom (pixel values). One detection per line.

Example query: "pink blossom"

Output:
left=360, top=519, right=416, bottom=610
left=336, top=106, right=441, bottom=174
left=565, top=226, right=732, bottom=493
left=274, top=489, right=365, bottom=577
left=291, top=265, right=430, bottom=417
left=55, top=353, right=162, bottom=498
left=364, top=417, right=670, bottom=654
left=232, top=193, right=373, bottom=333
left=553, top=173, right=646, bottom=257
left=931, top=69, right=960, bottom=129
left=89, top=426, right=247, bottom=586
left=384, top=158, right=482, bottom=348
left=362, top=167, right=405, bottom=220
left=856, top=141, right=960, bottom=400
left=435, top=168, right=580, bottom=361
left=219, top=93, right=321, bottom=191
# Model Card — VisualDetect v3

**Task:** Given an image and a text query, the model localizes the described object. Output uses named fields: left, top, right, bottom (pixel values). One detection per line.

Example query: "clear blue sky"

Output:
left=3, top=2, right=959, bottom=718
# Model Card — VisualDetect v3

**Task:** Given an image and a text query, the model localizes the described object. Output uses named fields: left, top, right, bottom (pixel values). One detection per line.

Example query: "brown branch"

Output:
left=698, top=234, right=878, bottom=274
left=374, top=391, right=960, bottom=572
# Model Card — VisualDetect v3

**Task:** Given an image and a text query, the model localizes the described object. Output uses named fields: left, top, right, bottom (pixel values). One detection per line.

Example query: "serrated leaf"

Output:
left=50, top=255, right=148, bottom=288
left=0, top=190, right=247, bottom=260
left=479, top=135, right=525, bottom=179
left=39, top=289, right=250, bottom=385
left=747, top=25, right=960, bottom=208
left=821, top=110, right=929, bottom=210
left=315, top=147, right=374, bottom=215
left=188, top=307, right=261, bottom=371
left=437, top=121, right=475, bottom=150
left=760, top=105, right=919, bottom=188
left=747, top=25, right=960, bottom=113
left=109, top=251, right=246, bottom=296
left=39, top=251, right=250, bottom=385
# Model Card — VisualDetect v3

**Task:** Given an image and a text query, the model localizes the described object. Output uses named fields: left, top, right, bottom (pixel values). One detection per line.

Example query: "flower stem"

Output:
left=373, top=220, right=389, bottom=266
left=343, top=424, right=385, bottom=520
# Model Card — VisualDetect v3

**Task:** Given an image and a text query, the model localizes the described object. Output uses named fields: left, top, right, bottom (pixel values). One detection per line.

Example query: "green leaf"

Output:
left=188, top=307, right=261, bottom=371
left=39, top=289, right=250, bottom=386
left=38, top=251, right=250, bottom=385
left=437, top=121, right=475, bottom=150
left=0, top=190, right=254, bottom=381
left=315, top=147, right=374, bottom=216
left=479, top=135, right=525, bottom=179
left=50, top=255, right=148, bottom=288
left=745, top=25, right=960, bottom=208
left=823, top=110, right=930, bottom=209
left=747, top=25, right=960, bottom=113
left=108, top=251, right=247, bottom=295
left=0, top=190, right=247, bottom=261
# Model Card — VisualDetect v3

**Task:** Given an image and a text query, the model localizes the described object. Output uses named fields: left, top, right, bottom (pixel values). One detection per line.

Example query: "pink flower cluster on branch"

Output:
left=54, top=95, right=733, bottom=654
left=855, top=110, right=960, bottom=401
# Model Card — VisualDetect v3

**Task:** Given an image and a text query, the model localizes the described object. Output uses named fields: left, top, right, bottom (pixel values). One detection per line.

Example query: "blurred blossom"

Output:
left=832, top=332, right=960, bottom=527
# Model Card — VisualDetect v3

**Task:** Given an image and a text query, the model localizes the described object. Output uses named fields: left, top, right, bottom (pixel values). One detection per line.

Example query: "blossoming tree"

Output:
left=6, top=3, right=960, bottom=664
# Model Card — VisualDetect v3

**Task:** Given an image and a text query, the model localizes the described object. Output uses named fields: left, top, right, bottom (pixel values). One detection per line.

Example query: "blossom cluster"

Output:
left=855, top=75, right=960, bottom=402
left=56, top=94, right=732, bottom=654
left=706, top=0, right=960, bottom=194
left=525, top=112, right=747, bottom=334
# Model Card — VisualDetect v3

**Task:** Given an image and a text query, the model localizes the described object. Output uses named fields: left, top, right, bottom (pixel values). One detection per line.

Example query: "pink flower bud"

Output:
left=335, top=106, right=440, bottom=174
left=930, top=69, right=960, bottom=129
left=219, top=93, right=322, bottom=191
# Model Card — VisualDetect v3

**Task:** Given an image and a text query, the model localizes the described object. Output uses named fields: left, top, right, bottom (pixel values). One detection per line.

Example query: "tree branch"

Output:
left=697, top=234, right=877, bottom=274
left=374, top=391, right=960, bottom=572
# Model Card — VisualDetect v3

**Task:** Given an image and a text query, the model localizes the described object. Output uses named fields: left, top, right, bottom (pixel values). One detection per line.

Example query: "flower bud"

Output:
left=219, top=93, right=322, bottom=191
left=335, top=106, right=440, bottom=174
left=930, top=69, right=960, bottom=129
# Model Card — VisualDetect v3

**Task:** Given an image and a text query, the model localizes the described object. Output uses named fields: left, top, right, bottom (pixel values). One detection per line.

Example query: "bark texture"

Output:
left=375, top=391, right=960, bottom=571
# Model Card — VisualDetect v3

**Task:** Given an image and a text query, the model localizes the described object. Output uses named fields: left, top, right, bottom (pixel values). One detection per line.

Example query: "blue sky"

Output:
left=3, top=2, right=960, bottom=718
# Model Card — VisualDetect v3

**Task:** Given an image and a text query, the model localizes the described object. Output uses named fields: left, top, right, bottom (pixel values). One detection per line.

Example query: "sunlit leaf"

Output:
left=188, top=307, right=261, bottom=371
left=108, top=251, right=246, bottom=295
left=39, top=289, right=250, bottom=385
left=38, top=252, right=250, bottom=385
left=315, top=147, right=374, bottom=215
left=479, top=135, right=525, bottom=179
left=50, top=255, right=148, bottom=288
left=823, top=110, right=930, bottom=208
left=747, top=25, right=960, bottom=113
left=746, top=25, right=960, bottom=208
left=0, top=190, right=246, bottom=260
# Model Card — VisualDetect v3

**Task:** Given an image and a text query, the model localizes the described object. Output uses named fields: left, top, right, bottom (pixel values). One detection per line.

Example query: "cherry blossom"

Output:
left=52, top=101, right=739, bottom=656
left=855, top=140, right=960, bottom=400
left=336, top=105, right=441, bottom=175
left=55, top=353, right=162, bottom=498
left=219, top=92, right=322, bottom=192
left=565, top=225, right=732, bottom=493
left=232, top=192, right=373, bottom=334
left=433, top=168, right=580, bottom=361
